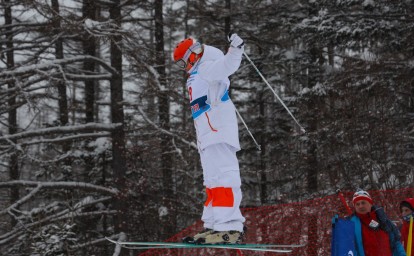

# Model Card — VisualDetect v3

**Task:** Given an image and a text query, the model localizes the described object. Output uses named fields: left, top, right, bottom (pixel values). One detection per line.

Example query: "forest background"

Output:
left=0, top=0, right=413, bottom=255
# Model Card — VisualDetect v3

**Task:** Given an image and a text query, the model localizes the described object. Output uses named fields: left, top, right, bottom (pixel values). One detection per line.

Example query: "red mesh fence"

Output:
left=139, top=187, right=413, bottom=256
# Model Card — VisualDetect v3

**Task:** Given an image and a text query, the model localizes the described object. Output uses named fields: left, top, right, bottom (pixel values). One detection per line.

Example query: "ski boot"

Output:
left=182, top=228, right=214, bottom=244
left=197, top=229, right=245, bottom=244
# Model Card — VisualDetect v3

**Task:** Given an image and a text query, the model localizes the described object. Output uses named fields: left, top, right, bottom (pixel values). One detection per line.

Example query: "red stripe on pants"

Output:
left=205, top=187, right=235, bottom=207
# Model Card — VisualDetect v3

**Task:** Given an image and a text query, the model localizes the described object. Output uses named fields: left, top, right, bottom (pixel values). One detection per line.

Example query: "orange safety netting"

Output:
left=139, top=187, right=413, bottom=256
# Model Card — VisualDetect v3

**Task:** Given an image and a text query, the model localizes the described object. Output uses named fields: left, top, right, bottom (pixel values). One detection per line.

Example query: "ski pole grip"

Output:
left=227, top=32, right=234, bottom=42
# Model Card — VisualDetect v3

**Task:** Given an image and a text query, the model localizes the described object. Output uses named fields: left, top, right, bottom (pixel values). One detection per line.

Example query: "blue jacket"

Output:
left=350, top=206, right=406, bottom=256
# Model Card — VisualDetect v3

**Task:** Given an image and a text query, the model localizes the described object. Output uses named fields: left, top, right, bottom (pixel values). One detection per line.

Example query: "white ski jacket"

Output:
left=186, top=45, right=243, bottom=151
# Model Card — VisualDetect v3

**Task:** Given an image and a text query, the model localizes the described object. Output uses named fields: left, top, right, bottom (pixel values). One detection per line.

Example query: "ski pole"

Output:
left=235, top=107, right=261, bottom=151
left=242, top=52, right=306, bottom=134
left=227, top=32, right=305, bottom=133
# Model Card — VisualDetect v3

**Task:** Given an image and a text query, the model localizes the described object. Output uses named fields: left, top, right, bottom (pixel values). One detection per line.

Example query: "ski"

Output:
left=105, top=237, right=304, bottom=248
left=118, top=245, right=292, bottom=253
left=106, top=237, right=303, bottom=253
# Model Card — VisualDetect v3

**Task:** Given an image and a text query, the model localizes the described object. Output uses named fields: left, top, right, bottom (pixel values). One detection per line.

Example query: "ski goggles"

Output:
left=175, top=42, right=202, bottom=70
left=175, top=59, right=188, bottom=70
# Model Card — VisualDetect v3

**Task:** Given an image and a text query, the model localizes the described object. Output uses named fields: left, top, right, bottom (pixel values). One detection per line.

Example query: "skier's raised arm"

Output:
left=198, top=34, right=244, bottom=81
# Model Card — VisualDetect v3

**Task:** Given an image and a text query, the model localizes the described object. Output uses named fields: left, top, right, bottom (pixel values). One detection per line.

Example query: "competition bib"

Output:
left=187, top=71, right=230, bottom=120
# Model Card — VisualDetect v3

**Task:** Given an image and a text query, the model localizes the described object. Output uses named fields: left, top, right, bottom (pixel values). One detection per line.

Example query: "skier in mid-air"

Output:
left=172, top=33, right=246, bottom=244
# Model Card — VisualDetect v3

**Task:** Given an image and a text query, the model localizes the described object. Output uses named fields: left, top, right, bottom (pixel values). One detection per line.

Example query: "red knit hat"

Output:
left=352, top=190, right=373, bottom=205
left=400, top=198, right=414, bottom=212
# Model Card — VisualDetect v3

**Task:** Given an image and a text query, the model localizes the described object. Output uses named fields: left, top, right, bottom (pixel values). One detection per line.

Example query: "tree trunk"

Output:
left=4, top=0, right=19, bottom=228
left=258, top=91, right=268, bottom=204
left=154, top=0, right=176, bottom=238
left=306, top=46, right=323, bottom=193
left=51, top=0, right=68, bottom=127
left=51, top=0, right=73, bottom=182
left=224, top=0, right=231, bottom=41
left=82, top=0, right=98, bottom=184
left=82, top=0, right=96, bottom=123
left=109, top=0, right=128, bottom=244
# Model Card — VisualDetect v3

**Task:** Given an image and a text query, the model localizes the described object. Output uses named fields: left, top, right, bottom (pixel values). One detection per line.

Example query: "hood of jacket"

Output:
left=199, top=45, right=224, bottom=63
left=188, top=45, right=224, bottom=74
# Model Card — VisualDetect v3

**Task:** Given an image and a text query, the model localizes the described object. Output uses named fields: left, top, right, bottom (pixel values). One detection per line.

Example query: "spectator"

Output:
left=350, top=190, right=406, bottom=256
left=400, top=198, right=414, bottom=255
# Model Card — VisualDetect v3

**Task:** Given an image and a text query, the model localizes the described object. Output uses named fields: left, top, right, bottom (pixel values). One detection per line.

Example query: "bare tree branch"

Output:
left=0, top=185, right=42, bottom=216
left=0, top=56, right=119, bottom=78
left=137, top=106, right=197, bottom=150
left=0, top=123, right=122, bottom=142
left=0, top=210, right=117, bottom=245
left=20, top=132, right=111, bottom=146
left=0, top=196, right=114, bottom=245
left=0, top=180, right=119, bottom=195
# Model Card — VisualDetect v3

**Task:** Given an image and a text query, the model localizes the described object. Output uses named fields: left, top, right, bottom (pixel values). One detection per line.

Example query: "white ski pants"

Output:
left=199, top=143, right=245, bottom=232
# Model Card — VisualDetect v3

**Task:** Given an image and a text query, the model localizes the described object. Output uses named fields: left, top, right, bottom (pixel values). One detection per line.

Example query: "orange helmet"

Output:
left=173, top=38, right=203, bottom=71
